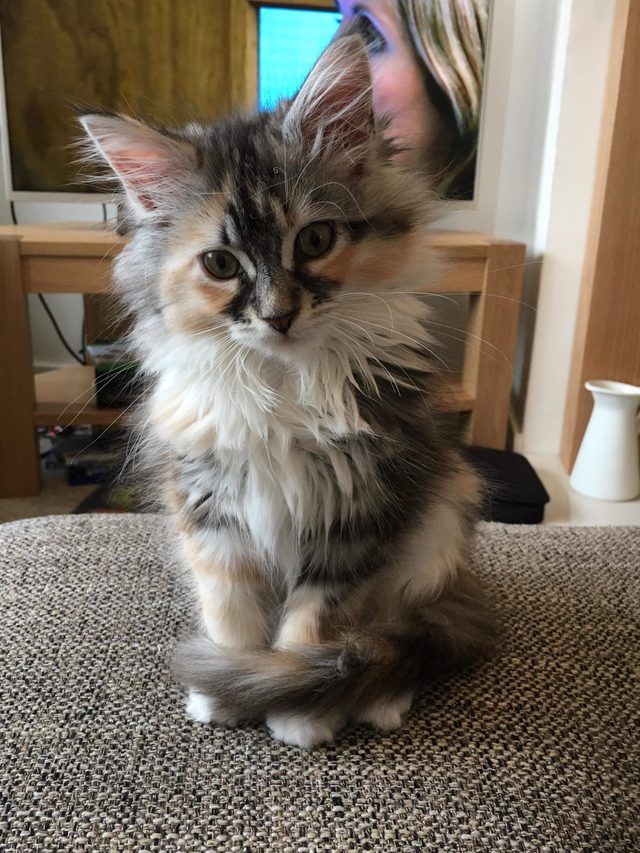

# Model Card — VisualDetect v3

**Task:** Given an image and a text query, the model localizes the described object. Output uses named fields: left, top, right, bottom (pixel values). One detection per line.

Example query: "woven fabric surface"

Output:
left=0, top=514, right=638, bottom=852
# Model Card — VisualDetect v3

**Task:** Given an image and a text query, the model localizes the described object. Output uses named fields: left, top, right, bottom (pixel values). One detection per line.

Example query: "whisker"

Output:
left=339, top=313, right=449, bottom=371
left=334, top=315, right=432, bottom=389
left=339, top=327, right=402, bottom=393
left=426, top=319, right=513, bottom=371
left=53, top=362, right=134, bottom=426
left=338, top=289, right=537, bottom=312
left=337, top=291, right=396, bottom=325
left=67, top=391, right=148, bottom=467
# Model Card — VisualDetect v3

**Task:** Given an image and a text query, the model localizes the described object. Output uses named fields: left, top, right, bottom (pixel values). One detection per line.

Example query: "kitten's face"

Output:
left=154, top=148, right=431, bottom=361
left=82, top=36, right=433, bottom=363
left=157, top=197, right=357, bottom=360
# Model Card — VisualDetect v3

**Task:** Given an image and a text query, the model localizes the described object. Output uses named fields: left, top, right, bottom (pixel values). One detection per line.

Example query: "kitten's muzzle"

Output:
left=262, top=308, right=299, bottom=335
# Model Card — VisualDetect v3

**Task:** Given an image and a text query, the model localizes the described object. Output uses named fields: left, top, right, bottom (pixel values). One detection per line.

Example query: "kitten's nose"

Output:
left=263, top=309, right=299, bottom=335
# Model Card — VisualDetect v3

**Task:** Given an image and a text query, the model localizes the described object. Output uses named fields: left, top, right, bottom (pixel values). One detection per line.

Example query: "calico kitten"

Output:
left=80, top=35, right=494, bottom=748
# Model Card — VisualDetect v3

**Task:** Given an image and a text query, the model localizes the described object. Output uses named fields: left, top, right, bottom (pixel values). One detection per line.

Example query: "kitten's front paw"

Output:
left=266, top=713, right=338, bottom=749
left=185, top=690, right=239, bottom=728
left=355, top=692, right=414, bottom=732
left=185, top=690, right=214, bottom=723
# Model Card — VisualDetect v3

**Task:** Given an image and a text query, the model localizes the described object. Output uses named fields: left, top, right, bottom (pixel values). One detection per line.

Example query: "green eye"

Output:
left=201, top=250, right=241, bottom=280
left=296, top=222, right=335, bottom=259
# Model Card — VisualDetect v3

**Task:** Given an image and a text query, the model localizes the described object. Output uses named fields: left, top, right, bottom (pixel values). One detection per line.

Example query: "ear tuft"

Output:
left=79, top=113, right=199, bottom=219
left=284, top=36, right=375, bottom=160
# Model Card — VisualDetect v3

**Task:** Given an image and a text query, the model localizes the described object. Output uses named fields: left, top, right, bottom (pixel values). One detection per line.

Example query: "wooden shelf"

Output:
left=34, top=365, right=122, bottom=427
left=33, top=365, right=473, bottom=427
left=439, top=381, right=475, bottom=413
left=0, top=224, right=499, bottom=296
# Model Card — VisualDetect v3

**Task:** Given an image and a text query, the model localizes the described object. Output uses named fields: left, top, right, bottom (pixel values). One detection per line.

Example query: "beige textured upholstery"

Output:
left=1, top=515, right=638, bottom=851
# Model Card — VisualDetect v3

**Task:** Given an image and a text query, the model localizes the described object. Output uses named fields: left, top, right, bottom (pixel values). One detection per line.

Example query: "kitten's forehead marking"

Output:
left=188, top=195, right=258, bottom=279
left=222, top=212, right=239, bottom=247
left=157, top=193, right=262, bottom=334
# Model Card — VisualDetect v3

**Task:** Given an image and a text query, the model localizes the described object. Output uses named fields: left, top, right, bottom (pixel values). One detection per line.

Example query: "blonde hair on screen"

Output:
left=397, top=0, right=489, bottom=194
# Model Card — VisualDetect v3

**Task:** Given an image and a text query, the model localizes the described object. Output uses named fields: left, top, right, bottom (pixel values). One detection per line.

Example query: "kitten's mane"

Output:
left=145, top=292, right=434, bottom=452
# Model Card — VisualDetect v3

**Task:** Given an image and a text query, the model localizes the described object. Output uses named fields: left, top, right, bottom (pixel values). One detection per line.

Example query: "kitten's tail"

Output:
left=175, top=572, right=496, bottom=722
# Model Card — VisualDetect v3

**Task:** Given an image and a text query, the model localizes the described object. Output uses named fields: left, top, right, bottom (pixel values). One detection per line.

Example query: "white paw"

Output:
left=185, top=690, right=239, bottom=728
left=266, top=713, right=337, bottom=749
left=186, top=690, right=213, bottom=723
left=355, top=693, right=414, bottom=732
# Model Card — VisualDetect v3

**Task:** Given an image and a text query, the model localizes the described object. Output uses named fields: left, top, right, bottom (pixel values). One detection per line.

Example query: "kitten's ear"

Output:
left=79, top=113, right=199, bottom=219
left=284, top=36, right=375, bottom=159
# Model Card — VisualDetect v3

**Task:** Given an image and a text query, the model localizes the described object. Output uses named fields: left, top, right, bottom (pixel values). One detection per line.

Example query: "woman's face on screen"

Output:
left=337, top=0, right=449, bottom=166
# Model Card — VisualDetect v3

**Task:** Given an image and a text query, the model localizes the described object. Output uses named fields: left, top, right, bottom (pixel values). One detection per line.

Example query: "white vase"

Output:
left=569, top=380, right=640, bottom=502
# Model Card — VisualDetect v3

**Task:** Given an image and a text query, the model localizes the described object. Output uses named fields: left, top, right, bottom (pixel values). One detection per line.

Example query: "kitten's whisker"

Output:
left=337, top=290, right=459, bottom=308
left=316, top=181, right=373, bottom=228
left=336, top=292, right=395, bottom=325
left=339, top=286, right=538, bottom=313
left=218, top=343, right=244, bottom=386
left=53, top=363, right=134, bottom=425
left=337, top=315, right=375, bottom=346
left=425, top=319, right=513, bottom=371
left=340, top=313, right=449, bottom=371
left=335, top=319, right=414, bottom=393
left=67, top=389, right=149, bottom=467
left=175, top=325, right=228, bottom=340
left=304, top=199, right=352, bottom=223
left=423, top=329, right=505, bottom=372
left=432, top=257, right=542, bottom=289
left=331, top=330, right=376, bottom=394
left=335, top=309, right=442, bottom=378
left=118, top=416, right=151, bottom=482
left=289, top=156, right=316, bottom=203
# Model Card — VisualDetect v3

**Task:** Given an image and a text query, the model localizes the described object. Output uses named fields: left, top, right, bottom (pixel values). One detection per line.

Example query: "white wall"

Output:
left=519, top=0, right=617, bottom=455
left=440, top=0, right=617, bottom=457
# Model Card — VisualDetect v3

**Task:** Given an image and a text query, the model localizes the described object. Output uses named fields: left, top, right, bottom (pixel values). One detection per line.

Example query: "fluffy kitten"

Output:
left=80, top=36, right=494, bottom=748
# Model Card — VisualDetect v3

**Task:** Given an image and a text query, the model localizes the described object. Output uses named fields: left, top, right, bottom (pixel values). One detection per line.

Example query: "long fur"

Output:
left=177, top=571, right=496, bottom=720
left=80, top=35, right=495, bottom=747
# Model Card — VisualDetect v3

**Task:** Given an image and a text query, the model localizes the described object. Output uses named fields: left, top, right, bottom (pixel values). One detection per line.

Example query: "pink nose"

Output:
left=264, top=309, right=298, bottom=334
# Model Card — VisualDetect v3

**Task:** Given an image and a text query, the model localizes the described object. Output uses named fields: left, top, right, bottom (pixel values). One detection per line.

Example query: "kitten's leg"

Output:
left=179, top=527, right=270, bottom=727
left=180, top=527, right=270, bottom=650
left=266, top=710, right=345, bottom=749
left=267, top=583, right=351, bottom=747
left=355, top=465, right=481, bottom=731
left=273, top=584, right=328, bottom=648
left=354, top=692, right=414, bottom=732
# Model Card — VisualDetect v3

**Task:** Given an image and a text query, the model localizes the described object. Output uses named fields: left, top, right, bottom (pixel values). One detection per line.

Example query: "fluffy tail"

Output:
left=175, top=572, right=496, bottom=721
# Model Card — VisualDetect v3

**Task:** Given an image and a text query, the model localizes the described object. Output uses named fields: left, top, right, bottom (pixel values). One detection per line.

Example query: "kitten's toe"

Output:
left=186, top=690, right=213, bottom=724
left=355, top=693, right=414, bottom=732
left=185, top=690, right=239, bottom=728
left=266, top=713, right=337, bottom=749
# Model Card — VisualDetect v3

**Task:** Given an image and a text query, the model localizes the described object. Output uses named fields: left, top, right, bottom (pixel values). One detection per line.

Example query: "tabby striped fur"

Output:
left=80, top=36, right=494, bottom=748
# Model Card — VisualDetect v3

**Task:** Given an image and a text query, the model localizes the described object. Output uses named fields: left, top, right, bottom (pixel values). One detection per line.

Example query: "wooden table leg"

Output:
left=0, top=235, right=41, bottom=497
left=463, top=241, right=525, bottom=449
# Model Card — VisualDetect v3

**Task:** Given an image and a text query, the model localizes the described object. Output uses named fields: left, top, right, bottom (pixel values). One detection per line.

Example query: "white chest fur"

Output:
left=148, top=335, right=371, bottom=563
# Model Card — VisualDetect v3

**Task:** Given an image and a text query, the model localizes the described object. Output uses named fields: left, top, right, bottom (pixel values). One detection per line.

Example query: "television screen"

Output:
left=0, top=1, right=489, bottom=201
left=258, top=7, right=341, bottom=108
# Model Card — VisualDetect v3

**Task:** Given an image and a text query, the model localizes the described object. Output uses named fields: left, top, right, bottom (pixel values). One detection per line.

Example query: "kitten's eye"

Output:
left=201, top=250, right=241, bottom=280
left=296, top=222, right=335, bottom=259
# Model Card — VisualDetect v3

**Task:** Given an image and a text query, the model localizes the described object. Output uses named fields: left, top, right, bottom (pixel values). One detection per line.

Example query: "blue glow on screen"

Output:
left=259, top=8, right=342, bottom=109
